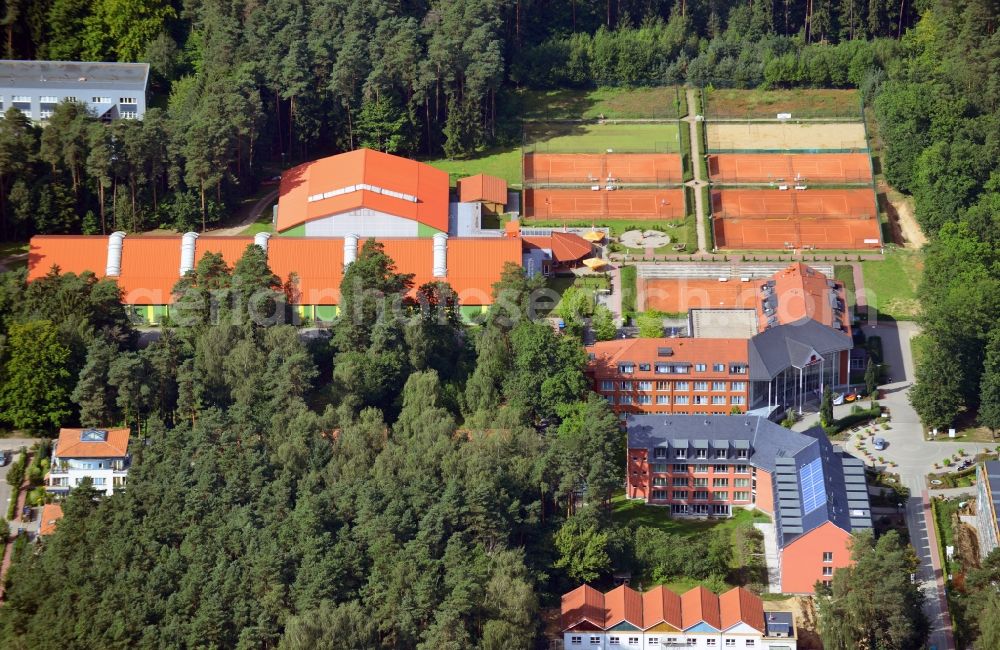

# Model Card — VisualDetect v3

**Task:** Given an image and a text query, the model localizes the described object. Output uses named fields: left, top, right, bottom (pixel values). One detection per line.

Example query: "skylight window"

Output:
left=799, top=457, right=827, bottom=514
left=81, top=429, right=109, bottom=442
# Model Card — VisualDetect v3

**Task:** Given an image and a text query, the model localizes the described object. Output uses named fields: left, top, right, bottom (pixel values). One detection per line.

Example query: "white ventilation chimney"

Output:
left=179, top=232, right=199, bottom=276
left=432, top=232, right=448, bottom=278
left=105, top=231, right=126, bottom=276
left=343, top=234, right=359, bottom=269
left=253, top=232, right=271, bottom=253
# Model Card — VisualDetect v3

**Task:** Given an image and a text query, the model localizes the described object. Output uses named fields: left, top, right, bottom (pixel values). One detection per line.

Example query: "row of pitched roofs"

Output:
left=563, top=584, right=774, bottom=634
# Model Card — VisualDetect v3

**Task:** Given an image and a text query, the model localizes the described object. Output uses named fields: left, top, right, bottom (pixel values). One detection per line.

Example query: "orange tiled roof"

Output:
left=561, top=584, right=606, bottom=630
left=770, top=263, right=850, bottom=333
left=276, top=149, right=449, bottom=233
left=55, top=428, right=130, bottom=459
left=27, top=235, right=523, bottom=306
left=640, top=277, right=765, bottom=313
left=522, top=232, right=593, bottom=263
left=642, top=585, right=683, bottom=629
left=39, top=503, right=63, bottom=536
left=458, top=173, right=507, bottom=205
left=681, top=585, right=722, bottom=630
left=719, top=587, right=766, bottom=633
left=604, top=585, right=644, bottom=628
left=588, top=337, right=749, bottom=377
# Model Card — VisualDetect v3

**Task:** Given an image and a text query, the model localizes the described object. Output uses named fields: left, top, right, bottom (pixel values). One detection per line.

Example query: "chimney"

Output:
left=343, top=234, right=359, bottom=269
left=253, top=232, right=271, bottom=253
left=432, top=232, right=448, bottom=278
left=179, top=232, right=199, bottom=276
left=105, top=231, right=126, bottom=276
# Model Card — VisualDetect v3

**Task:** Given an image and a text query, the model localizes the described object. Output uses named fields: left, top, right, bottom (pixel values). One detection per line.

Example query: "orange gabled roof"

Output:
left=770, top=263, right=850, bottom=334
left=681, top=586, right=722, bottom=631
left=27, top=235, right=522, bottom=306
left=561, top=584, right=606, bottom=630
left=719, top=587, right=766, bottom=633
left=458, top=173, right=507, bottom=205
left=276, top=149, right=449, bottom=233
left=604, top=585, right=644, bottom=628
left=523, top=232, right=593, bottom=263
left=588, top=337, right=749, bottom=377
left=55, top=428, right=130, bottom=459
left=642, top=585, right=683, bottom=629
left=39, top=503, right=63, bottom=536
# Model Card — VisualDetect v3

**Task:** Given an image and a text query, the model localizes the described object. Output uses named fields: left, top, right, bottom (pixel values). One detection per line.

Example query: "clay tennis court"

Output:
left=711, top=188, right=876, bottom=219
left=523, top=188, right=686, bottom=220
left=713, top=216, right=882, bottom=250
left=706, top=122, right=868, bottom=151
left=523, top=152, right=683, bottom=185
left=639, top=277, right=764, bottom=312
left=708, top=153, right=872, bottom=184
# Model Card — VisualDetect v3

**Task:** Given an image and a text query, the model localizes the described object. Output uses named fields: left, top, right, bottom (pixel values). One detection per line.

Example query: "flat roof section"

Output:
left=690, top=308, right=758, bottom=339
left=0, top=60, right=149, bottom=90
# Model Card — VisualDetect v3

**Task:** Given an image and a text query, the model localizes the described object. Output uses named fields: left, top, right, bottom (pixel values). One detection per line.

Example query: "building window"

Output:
left=638, top=381, right=653, bottom=391
left=713, top=363, right=726, bottom=372
left=694, top=381, right=708, bottom=391
left=734, top=478, right=750, bottom=487
left=693, top=396, right=708, bottom=405
left=571, top=636, right=582, bottom=645
left=12, top=95, right=30, bottom=102
left=712, top=396, right=726, bottom=405
left=713, top=504, right=730, bottom=515
left=610, top=637, right=620, bottom=646
left=656, top=395, right=669, bottom=404
left=651, top=490, right=668, bottom=500
left=628, top=638, right=639, bottom=645
left=712, top=381, right=726, bottom=391
left=675, top=395, right=689, bottom=405
left=695, top=363, right=707, bottom=372
left=40, top=95, right=58, bottom=103
left=731, top=396, right=746, bottom=405
left=675, top=449, right=687, bottom=460
left=591, top=639, right=601, bottom=646
left=693, top=478, right=708, bottom=487
left=713, top=464, right=728, bottom=472
left=733, top=491, right=750, bottom=501
left=726, top=641, right=736, bottom=647
left=605, top=395, right=615, bottom=405
left=712, top=491, right=727, bottom=500
left=655, top=363, right=671, bottom=374
left=638, top=395, right=651, bottom=405
left=92, top=478, right=107, bottom=486
left=694, top=490, right=708, bottom=500
left=619, top=363, right=635, bottom=374
left=639, top=363, right=651, bottom=371
left=651, top=463, right=667, bottom=473
left=745, top=641, right=755, bottom=647
left=715, top=449, right=728, bottom=459
left=119, top=97, right=137, bottom=104
left=695, top=448, right=708, bottom=459
left=823, top=566, right=833, bottom=576
left=707, top=640, right=717, bottom=647
left=91, top=96, right=111, bottom=103
left=731, top=381, right=747, bottom=391
left=671, top=504, right=688, bottom=514
left=823, top=551, right=833, bottom=562
left=692, top=504, right=709, bottom=514
left=601, top=380, right=614, bottom=390
left=735, top=464, right=749, bottom=473
left=654, top=477, right=668, bottom=487
left=674, top=365, right=689, bottom=374
left=620, top=381, right=633, bottom=390
left=713, top=478, right=729, bottom=487
left=666, top=640, right=678, bottom=646
left=694, top=465, right=708, bottom=475
left=687, top=640, right=697, bottom=647
left=730, top=364, right=748, bottom=374
left=620, top=395, right=633, bottom=405
left=648, top=639, right=659, bottom=646
left=675, top=381, right=689, bottom=391
left=672, top=491, right=688, bottom=499
left=736, top=449, right=749, bottom=459
left=654, top=448, right=668, bottom=459
left=673, top=463, right=687, bottom=472
left=656, top=380, right=670, bottom=390
left=823, top=579, right=832, bottom=587
left=673, top=478, right=689, bottom=487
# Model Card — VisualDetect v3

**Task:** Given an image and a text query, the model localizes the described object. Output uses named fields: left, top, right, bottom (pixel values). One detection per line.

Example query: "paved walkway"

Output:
left=0, top=454, right=33, bottom=603
left=754, top=522, right=782, bottom=593
left=682, top=88, right=709, bottom=255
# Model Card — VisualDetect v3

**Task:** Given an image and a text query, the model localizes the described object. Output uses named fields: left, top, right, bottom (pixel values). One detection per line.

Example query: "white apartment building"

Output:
left=47, top=428, right=130, bottom=496
left=0, top=60, right=148, bottom=122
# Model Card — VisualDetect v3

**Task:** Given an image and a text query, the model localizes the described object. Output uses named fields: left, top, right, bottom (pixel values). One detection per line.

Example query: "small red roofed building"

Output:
left=46, top=428, right=130, bottom=496
left=561, top=584, right=796, bottom=648
left=458, top=173, right=508, bottom=214
left=38, top=503, right=64, bottom=536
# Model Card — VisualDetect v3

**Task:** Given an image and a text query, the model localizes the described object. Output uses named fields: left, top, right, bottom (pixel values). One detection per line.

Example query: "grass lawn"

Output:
left=544, top=274, right=612, bottom=316
left=424, top=147, right=522, bottom=187
left=704, top=88, right=862, bottom=120
left=612, top=492, right=770, bottom=538
left=524, top=122, right=681, bottom=154
left=522, top=217, right=695, bottom=254
left=834, top=264, right=856, bottom=310
left=517, top=86, right=686, bottom=120
left=861, top=249, right=923, bottom=320
left=239, top=202, right=277, bottom=235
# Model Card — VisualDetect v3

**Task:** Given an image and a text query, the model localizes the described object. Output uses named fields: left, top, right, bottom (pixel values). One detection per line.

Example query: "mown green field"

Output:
left=704, top=88, right=862, bottom=119
left=525, top=121, right=681, bottom=153
left=862, top=249, right=923, bottom=320
left=517, top=86, right=686, bottom=120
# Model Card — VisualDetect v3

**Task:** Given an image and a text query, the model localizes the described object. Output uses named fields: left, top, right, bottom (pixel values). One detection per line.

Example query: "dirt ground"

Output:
left=765, top=596, right=822, bottom=649
left=707, top=122, right=868, bottom=151
left=877, top=179, right=927, bottom=248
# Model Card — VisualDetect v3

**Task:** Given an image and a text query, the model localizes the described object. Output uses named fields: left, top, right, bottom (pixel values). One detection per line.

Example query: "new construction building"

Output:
left=625, top=415, right=872, bottom=594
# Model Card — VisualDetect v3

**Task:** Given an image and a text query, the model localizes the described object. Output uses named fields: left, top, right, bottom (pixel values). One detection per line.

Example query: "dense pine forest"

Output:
left=0, top=0, right=998, bottom=647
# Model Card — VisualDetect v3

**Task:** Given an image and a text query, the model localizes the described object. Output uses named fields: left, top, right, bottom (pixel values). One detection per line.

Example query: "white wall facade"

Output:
left=561, top=631, right=794, bottom=650
left=303, top=209, right=420, bottom=237
left=48, top=458, right=128, bottom=496
left=0, top=89, right=146, bottom=122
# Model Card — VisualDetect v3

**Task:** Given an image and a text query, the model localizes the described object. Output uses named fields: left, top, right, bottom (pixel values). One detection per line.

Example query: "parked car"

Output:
left=873, top=437, right=887, bottom=451
left=0, top=450, right=9, bottom=466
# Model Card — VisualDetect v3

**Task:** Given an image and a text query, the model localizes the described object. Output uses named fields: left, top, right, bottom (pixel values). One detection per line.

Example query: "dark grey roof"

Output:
left=625, top=415, right=812, bottom=474
left=765, top=611, right=794, bottom=637
left=986, top=461, right=1000, bottom=517
left=0, top=60, right=149, bottom=91
left=627, top=415, right=872, bottom=547
left=748, top=317, right=853, bottom=381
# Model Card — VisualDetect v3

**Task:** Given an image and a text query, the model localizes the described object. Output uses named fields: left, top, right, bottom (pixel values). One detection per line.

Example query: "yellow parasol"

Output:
left=582, top=257, right=607, bottom=270
left=582, top=230, right=605, bottom=242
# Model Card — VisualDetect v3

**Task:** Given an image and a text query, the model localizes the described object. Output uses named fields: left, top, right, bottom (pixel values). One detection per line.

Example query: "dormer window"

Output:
left=619, top=363, right=635, bottom=374
left=81, top=429, right=109, bottom=442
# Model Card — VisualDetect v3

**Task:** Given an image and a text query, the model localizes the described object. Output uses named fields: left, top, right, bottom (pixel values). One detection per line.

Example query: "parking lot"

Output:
left=0, top=438, right=42, bottom=537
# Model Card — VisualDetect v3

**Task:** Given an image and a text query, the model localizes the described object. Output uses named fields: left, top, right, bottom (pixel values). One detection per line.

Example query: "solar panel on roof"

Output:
left=799, top=457, right=828, bottom=515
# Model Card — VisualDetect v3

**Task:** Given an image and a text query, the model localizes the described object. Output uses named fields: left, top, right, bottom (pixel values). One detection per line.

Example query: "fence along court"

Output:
left=707, top=153, right=872, bottom=184
left=705, top=122, right=868, bottom=152
left=523, top=152, right=684, bottom=186
left=523, top=188, right=686, bottom=221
